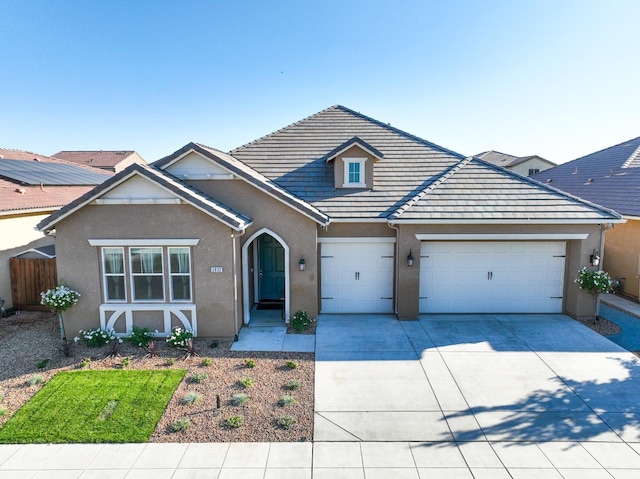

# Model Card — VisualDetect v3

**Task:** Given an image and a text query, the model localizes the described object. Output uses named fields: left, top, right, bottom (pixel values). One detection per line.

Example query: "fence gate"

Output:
left=9, top=257, right=57, bottom=310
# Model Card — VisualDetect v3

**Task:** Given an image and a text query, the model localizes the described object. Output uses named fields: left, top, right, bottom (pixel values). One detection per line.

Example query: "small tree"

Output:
left=41, top=285, right=80, bottom=340
left=575, top=268, right=612, bottom=322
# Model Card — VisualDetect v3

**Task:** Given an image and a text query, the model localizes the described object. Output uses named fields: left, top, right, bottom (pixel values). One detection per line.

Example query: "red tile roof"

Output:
left=53, top=150, right=138, bottom=168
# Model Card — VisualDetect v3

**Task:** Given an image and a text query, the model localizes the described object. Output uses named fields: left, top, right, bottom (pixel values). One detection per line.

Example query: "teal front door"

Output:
left=258, top=234, right=285, bottom=300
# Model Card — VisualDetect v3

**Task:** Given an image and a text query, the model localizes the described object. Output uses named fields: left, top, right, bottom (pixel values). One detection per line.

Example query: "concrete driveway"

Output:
left=315, top=313, right=640, bottom=444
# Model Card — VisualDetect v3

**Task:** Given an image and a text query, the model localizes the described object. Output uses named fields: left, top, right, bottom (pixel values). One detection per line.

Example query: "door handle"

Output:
left=355, top=272, right=360, bottom=280
left=488, top=271, right=493, bottom=280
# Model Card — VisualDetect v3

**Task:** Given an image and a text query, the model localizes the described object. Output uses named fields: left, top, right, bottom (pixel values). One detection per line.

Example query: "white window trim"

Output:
left=168, top=247, right=192, bottom=303
left=102, top=247, right=127, bottom=303
left=130, top=247, right=165, bottom=302
left=343, top=158, right=366, bottom=188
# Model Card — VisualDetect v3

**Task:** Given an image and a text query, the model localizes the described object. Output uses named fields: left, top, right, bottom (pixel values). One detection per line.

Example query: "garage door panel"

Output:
left=321, top=241, right=394, bottom=313
left=420, top=241, right=565, bottom=314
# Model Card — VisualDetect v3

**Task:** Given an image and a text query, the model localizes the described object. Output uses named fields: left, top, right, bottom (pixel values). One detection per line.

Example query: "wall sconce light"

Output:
left=590, top=249, right=600, bottom=267
left=299, top=257, right=306, bottom=271
left=407, top=250, right=414, bottom=267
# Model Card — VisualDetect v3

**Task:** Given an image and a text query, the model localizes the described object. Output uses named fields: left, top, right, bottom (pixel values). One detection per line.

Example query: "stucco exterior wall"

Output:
left=332, top=145, right=377, bottom=189
left=603, top=219, right=640, bottom=301
left=0, top=213, right=53, bottom=308
left=187, top=180, right=319, bottom=318
left=54, top=204, right=239, bottom=338
left=394, top=223, right=603, bottom=320
left=511, top=158, right=555, bottom=177
left=112, top=152, right=146, bottom=173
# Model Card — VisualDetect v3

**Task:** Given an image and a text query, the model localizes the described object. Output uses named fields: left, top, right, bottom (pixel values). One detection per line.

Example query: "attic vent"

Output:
left=572, top=167, right=578, bottom=174
left=584, top=178, right=593, bottom=185
left=15, top=188, right=26, bottom=195
left=33, top=158, right=40, bottom=162
left=545, top=179, right=552, bottom=184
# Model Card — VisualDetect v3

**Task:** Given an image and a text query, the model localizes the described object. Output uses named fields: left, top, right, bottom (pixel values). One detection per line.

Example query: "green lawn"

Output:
left=0, top=369, right=185, bottom=443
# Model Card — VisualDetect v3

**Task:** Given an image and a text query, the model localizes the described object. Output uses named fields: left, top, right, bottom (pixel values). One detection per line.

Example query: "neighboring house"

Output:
left=53, top=150, right=146, bottom=173
left=532, top=136, right=640, bottom=302
left=475, top=150, right=556, bottom=176
left=0, top=148, right=113, bottom=308
left=37, top=106, right=622, bottom=339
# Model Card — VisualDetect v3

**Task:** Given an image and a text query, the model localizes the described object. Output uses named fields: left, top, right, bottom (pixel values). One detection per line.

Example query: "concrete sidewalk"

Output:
left=4, top=440, right=640, bottom=478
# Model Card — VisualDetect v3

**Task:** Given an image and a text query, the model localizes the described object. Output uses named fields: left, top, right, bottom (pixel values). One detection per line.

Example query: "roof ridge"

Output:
left=392, top=156, right=474, bottom=218
left=563, top=135, right=640, bottom=167
left=334, top=105, right=465, bottom=159
left=473, top=157, right=622, bottom=218
left=622, top=142, right=640, bottom=169
left=229, top=106, right=339, bottom=153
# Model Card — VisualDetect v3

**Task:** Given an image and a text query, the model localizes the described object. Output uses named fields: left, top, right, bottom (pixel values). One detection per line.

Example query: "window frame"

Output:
left=102, top=247, right=127, bottom=303
left=529, top=168, right=540, bottom=175
left=168, top=247, right=192, bottom=302
left=130, top=246, right=165, bottom=302
left=342, top=157, right=367, bottom=188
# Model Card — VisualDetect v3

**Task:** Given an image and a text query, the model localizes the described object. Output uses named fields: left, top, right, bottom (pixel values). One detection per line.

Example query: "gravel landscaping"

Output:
left=0, top=312, right=313, bottom=443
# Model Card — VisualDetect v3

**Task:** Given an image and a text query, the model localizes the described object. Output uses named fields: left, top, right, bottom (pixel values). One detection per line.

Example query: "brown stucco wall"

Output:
left=394, top=223, right=603, bottom=320
left=332, top=145, right=377, bottom=189
left=188, top=180, right=319, bottom=318
left=603, top=219, right=639, bottom=301
left=55, top=204, right=239, bottom=338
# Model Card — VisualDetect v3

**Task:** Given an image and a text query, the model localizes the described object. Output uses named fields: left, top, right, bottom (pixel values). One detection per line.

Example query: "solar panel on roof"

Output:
left=0, top=159, right=109, bottom=185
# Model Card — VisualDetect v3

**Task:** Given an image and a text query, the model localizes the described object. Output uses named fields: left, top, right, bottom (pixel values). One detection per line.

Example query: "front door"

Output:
left=258, top=234, right=285, bottom=301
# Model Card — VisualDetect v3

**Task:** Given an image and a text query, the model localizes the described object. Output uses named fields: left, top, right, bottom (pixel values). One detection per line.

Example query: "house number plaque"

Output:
left=210, top=266, right=223, bottom=273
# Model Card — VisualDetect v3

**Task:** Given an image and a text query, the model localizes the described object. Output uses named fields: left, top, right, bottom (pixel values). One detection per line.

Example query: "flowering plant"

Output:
left=290, top=310, right=315, bottom=333
left=75, top=328, right=118, bottom=347
left=166, top=326, right=193, bottom=348
left=40, top=285, right=80, bottom=313
left=575, top=267, right=613, bottom=295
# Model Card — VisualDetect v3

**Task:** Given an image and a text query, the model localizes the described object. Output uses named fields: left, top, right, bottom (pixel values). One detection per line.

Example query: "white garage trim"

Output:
left=415, top=234, right=588, bottom=240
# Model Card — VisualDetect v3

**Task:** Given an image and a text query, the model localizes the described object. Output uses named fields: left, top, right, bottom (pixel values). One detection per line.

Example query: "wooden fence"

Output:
left=9, top=257, right=57, bottom=310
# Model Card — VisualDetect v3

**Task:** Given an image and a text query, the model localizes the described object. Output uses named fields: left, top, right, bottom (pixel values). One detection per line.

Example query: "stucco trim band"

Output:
left=415, top=233, right=589, bottom=240
left=88, top=239, right=200, bottom=246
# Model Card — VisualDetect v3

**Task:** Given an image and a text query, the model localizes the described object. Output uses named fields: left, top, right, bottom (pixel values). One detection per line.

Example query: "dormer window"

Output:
left=324, top=136, right=383, bottom=190
left=344, top=158, right=366, bottom=188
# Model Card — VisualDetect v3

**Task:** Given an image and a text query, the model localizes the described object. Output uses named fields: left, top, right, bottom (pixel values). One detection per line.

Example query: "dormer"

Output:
left=324, top=136, right=383, bottom=189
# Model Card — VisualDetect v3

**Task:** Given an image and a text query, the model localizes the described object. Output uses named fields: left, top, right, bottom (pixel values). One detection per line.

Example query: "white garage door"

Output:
left=419, top=241, right=565, bottom=313
left=321, top=241, right=395, bottom=313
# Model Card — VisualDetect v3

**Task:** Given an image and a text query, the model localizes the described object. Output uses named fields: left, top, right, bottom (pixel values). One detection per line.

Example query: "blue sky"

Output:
left=1, top=0, right=638, bottom=164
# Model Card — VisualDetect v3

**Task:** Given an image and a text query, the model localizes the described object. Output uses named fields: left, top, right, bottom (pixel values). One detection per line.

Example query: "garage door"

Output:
left=321, top=241, right=394, bottom=313
left=419, top=241, right=565, bottom=313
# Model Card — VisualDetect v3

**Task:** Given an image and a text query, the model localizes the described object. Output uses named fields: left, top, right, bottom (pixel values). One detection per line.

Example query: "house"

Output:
left=53, top=150, right=146, bottom=173
left=0, top=149, right=113, bottom=308
left=36, top=106, right=622, bottom=339
left=475, top=150, right=556, bottom=176
left=532, top=136, right=640, bottom=302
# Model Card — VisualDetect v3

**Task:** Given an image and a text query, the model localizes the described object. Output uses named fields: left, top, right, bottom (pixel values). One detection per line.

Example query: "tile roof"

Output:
left=475, top=150, right=554, bottom=169
left=37, top=163, right=252, bottom=232
left=0, top=149, right=113, bottom=215
left=392, top=158, right=621, bottom=221
left=53, top=150, right=140, bottom=168
left=531, top=136, right=640, bottom=217
left=155, top=143, right=329, bottom=225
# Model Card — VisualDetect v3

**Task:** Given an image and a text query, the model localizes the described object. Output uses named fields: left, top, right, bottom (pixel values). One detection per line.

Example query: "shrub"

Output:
left=285, top=379, right=301, bottom=390
left=165, top=357, right=175, bottom=366
left=231, top=393, right=249, bottom=406
left=182, top=391, right=202, bottom=405
left=285, top=360, right=298, bottom=369
left=144, top=341, right=159, bottom=358
left=279, top=395, right=296, bottom=407
left=76, top=328, right=116, bottom=347
left=58, top=340, right=73, bottom=357
left=171, top=418, right=191, bottom=432
left=238, top=377, right=254, bottom=388
left=80, top=358, right=91, bottom=368
left=166, top=327, right=193, bottom=348
left=245, top=358, right=256, bottom=368
left=106, top=338, right=124, bottom=358
left=575, top=268, right=613, bottom=295
left=201, top=357, right=213, bottom=366
left=188, top=372, right=208, bottom=384
left=277, top=415, right=296, bottom=430
left=28, top=375, right=44, bottom=386
left=290, top=310, right=314, bottom=333
left=209, top=340, right=219, bottom=348
left=0, top=406, right=7, bottom=416
left=37, top=359, right=49, bottom=369
left=121, top=357, right=131, bottom=368
left=224, top=415, right=243, bottom=428
left=126, top=326, right=154, bottom=348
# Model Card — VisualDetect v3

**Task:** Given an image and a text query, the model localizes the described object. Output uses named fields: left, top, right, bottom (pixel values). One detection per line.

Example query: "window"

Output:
left=169, top=247, right=192, bottom=301
left=529, top=168, right=540, bottom=175
left=131, top=247, right=164, bottom=301
left=343, top=158, right=366, bottom=187
left=102, top=248, right=126, bottom=301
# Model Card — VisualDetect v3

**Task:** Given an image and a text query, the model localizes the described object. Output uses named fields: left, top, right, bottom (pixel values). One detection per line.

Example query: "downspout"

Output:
left=595, top=223, right=613, bottom=320
left=388, top=222, right=400, bottom=317
left=231, top=228, right=246, bottom=338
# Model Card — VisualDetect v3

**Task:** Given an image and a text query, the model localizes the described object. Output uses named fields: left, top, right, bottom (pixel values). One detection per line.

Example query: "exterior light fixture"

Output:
left=407, top=250, right=414, bottom=267
left=299, top=257, right=306, bottom=271
left=590, top=249, right=600, bottom=267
